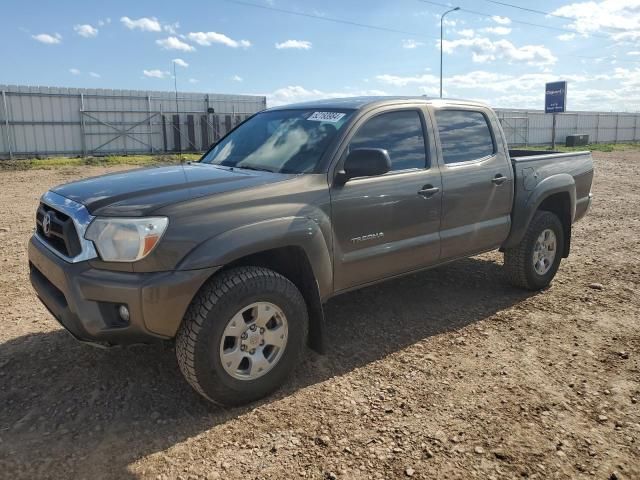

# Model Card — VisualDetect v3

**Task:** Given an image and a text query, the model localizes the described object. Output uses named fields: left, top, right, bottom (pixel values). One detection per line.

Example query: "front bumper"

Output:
left=28, top=235, right=218, bottom=345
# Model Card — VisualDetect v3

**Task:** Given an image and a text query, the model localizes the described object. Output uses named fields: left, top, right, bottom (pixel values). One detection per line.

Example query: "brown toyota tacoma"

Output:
left=29, top=97, right=594, bottom=405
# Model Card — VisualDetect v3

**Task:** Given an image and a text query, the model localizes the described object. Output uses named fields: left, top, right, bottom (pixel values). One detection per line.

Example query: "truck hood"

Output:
left=51, top=163, right=293, bottom=216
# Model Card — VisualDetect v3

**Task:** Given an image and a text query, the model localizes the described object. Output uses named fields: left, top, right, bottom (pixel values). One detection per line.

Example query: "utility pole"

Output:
left=173, top=60, right=182, bottom=159
left=440, top=6, right=460, bottom=99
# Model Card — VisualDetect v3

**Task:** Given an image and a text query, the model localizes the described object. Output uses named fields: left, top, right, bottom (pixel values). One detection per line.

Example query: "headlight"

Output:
left=85, top=217, right=168, bottom=262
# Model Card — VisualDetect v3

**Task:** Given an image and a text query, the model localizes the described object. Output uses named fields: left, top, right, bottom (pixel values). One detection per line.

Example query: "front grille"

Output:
left=36, top=203, right=82, bottom=258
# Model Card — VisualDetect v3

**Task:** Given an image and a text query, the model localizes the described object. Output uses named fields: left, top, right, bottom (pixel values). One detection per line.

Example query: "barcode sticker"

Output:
left=307, top=111, right=346, bottom=122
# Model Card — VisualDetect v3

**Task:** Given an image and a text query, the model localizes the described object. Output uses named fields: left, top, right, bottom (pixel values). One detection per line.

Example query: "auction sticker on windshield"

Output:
left=307, top=111, right=346, bottom=122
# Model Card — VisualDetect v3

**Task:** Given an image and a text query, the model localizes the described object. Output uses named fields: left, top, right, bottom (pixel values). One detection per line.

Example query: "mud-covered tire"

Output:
left=176, top=266, right=308, bottom=406
left=504, top=210, right=565, bottom=290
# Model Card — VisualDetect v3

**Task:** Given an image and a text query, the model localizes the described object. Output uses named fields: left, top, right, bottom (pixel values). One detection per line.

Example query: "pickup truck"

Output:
left=28, top=97, right=593, bottom=405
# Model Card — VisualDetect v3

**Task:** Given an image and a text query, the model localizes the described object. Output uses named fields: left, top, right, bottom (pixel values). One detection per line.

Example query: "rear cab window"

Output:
left=435, top=110, right=496, bottom=164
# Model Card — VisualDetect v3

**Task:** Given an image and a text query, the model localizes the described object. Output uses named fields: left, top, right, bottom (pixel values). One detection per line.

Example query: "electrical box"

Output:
left=565, top=134, right=589, bottom=147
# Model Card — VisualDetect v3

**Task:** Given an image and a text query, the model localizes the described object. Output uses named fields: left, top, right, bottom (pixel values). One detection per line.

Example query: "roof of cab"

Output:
left=267, top=96, right=490, bottom=111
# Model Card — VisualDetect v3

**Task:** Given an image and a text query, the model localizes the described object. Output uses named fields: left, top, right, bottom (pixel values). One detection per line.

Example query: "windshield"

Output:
left=200, top=109, right=353, bottom=174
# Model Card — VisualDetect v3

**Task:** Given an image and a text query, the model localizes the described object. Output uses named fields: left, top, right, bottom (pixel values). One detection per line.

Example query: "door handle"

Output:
left=418, top=185, right=440, bottom=198
left=492, top=174, right=506, bottom=186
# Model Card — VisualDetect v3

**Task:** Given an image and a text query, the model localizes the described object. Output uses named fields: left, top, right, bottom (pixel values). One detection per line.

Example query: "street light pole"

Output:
left=440, top=6, right=460, bottom=98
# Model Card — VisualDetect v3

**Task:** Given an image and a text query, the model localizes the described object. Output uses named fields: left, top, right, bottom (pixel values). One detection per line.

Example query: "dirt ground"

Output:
left=0, top=152, right=638, bottom=480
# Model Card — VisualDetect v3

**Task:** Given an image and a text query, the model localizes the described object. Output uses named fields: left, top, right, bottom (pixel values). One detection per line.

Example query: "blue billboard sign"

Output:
left=545, top=81, right=567, bottom=113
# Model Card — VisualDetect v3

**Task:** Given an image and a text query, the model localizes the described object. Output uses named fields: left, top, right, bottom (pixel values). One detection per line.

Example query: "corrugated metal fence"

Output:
left=0, top=85, right=266, bottom=159
left=496, top=108, right=640, bottom=146
left=1, top=85, right=639, bottom=158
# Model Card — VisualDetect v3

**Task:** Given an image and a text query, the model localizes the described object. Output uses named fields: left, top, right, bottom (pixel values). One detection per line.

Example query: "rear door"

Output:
left=329, top=106, right=442, bottom=292
left=431, top=107, right=513, bottom=260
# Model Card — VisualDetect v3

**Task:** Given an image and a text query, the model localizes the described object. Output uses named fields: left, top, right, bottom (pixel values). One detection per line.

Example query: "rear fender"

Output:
left=503, top=173, right=576, bottom=249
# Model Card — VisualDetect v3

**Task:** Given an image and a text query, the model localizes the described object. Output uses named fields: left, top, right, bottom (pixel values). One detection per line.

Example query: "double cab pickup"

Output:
left=28, top=97, right=594, bottom=405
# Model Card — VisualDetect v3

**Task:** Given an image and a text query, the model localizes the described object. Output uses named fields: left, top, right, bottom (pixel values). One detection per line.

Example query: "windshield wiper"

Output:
left=235, top=165, right=277, bottom=173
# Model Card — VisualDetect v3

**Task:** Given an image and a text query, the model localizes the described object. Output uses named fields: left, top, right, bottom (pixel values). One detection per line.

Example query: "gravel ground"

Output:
left=0, top=152, right=638, bottom=480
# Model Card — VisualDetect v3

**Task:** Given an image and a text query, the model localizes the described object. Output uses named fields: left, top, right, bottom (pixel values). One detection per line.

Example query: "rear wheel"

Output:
left=176, top=266, right=308, bottom=405
left=504, top=210, right=564, bottom=290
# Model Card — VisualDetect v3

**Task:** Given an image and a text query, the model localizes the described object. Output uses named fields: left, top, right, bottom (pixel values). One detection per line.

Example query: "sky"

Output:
left=1, top=0, right=639, bottom=111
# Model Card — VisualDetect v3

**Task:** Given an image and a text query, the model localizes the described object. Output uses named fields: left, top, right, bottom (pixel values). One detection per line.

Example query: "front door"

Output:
left=330, top=108, right=442, bottom=292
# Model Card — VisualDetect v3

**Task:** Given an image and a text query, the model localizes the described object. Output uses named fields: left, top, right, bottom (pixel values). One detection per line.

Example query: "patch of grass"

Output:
left=0, top=153, right=202, bottom=171
left=510, top=143, right=640, bottom=152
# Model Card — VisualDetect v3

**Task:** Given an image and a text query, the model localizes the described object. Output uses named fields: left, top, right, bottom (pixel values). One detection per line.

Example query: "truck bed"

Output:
left=509, top=149, right=593, bottom=210
left=509, top=149, right=590, bottom=159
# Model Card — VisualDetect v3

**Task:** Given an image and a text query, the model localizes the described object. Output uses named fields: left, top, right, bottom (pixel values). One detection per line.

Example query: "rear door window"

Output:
left=435, top=110, right=495, bottom=164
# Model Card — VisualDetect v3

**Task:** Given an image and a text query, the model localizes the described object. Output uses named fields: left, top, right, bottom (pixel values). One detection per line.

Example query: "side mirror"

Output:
left=338, top=148, right=391, bottom=182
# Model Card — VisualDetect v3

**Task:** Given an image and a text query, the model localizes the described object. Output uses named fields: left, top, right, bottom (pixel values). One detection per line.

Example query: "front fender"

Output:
left=502, top=173, right=576, bottom=249
left=176, top=216, right=333, bottom=299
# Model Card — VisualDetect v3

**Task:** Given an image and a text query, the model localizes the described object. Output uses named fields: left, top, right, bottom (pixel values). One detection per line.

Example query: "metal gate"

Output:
left=499, top=116, right=529, bottom=146
left=80, top=100, right=160, bottom=155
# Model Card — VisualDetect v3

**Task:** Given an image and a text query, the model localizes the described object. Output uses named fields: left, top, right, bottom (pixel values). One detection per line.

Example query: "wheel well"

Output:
left=538, top=192, right=571, bottom=257
left=221, top=246, right=325, bottom=353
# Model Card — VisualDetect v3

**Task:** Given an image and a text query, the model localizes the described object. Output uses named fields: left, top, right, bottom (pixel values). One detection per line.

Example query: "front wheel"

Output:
left=504, top=210, right=565, bottom=290
left=176, top=266, right=308, bottom=405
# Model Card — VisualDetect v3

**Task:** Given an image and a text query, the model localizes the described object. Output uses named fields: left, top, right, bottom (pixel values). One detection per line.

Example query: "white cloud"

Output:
left=557, top=33, right=576, bottom=41
left=172, top=58, right=189, bottom=68
left=268, top=86, right=323, bottom=105
left=275, top=39, right=312, bottom=50
left=418, top=85, right=441, bottom=97
left=445, top=71, right=513, bottom=90
left=628, top=51, right=640, bottom=56
left=611, top=66, right=640, bottom=88
left=164, top=22, right=180, bottom=34
left=32, top=33, right=61, bottom=44
left=254, top=64, right=640, bottom=110
left=568, top=86, right=640, bottom=111
left=490, top=88, right=638, bottom=111
left=551, top=0, right=640, bottom=40
left=442, top=18, right=459, bottom=27
left=376, top=69, right=589, bottom=93
left=97, top=18, right=111, bottom=27
left=74, top=24, right=98, bottom=38
left=68, top=68, right=100, bottom=78
left=442, top=36, right=557, bottom=66
left=143, top=69, right=170, bottom=79
left=187, top=31, right=251, bottom=48
left=120, top=16, right=162, bottom=32
left=232, top=75, right=244, bottom=82
left=156, top=36, right=195, bottom=52
left=265, top=86, right=388, bottom=107
left=373, top=65, right=640, bottom=111
left=492, top=16, right=512, bottom=25
left=188, top=78, right=199, bottom=84
left=491, top=93, right=541, bottom=109
left=457, top=29, right=475, bottom=38
left=614, top=31, right=640, bottom=41
left=484, top=26, right=511, bottom=35
left=375, top=72, right=439, bottom=87
left=402, top=39, right=424, bottom=49
left=460, top=71, right=596, bottom=91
